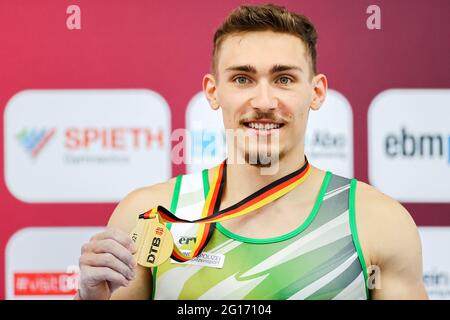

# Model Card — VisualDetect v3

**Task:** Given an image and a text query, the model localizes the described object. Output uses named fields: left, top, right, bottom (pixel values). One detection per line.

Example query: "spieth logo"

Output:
left=16, top=127, right=165, bottom=161
left=4, top=89, right=171, bottom=202
left=62, top=126, right=165, bottom=166
left=16, top=128, right=56, bottom=158
left=65, top=127, right=164, bottom=150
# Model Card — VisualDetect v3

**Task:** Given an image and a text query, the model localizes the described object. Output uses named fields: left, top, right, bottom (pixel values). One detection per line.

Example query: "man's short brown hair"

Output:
left=212, top=4, right=318, bottom=78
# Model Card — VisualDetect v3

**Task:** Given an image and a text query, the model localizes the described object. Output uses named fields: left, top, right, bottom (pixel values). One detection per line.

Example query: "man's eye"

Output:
left=277, top=76, right=292, bottom=85
left=234, top=76, right=249, bottom=85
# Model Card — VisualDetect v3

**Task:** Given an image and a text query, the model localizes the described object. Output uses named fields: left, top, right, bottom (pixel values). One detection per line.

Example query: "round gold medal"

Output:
left=135, top=218, right=174, bottom=268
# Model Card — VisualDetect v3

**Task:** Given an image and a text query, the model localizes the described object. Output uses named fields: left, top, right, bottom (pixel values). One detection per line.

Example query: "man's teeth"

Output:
left=248, top=122, right=281, bottom=130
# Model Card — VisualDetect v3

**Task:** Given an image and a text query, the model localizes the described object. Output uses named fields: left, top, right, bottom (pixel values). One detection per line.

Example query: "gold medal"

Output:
left=130, top=214, right=174, bottom=267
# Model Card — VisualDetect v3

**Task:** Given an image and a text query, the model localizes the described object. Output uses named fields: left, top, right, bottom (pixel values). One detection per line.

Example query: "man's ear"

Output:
left=310, top=73, right=328, bottom=111
left=202, top=73, right=220, bottom=110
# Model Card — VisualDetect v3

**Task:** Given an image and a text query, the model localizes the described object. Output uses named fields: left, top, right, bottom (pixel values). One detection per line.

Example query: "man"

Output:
left=76, top=4, right=427, bottom=300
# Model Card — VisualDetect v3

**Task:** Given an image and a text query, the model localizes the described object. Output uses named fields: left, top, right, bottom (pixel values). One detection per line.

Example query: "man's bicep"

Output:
left=371, top=204, right=428, bottom=300
left=371, top=266, right=428, bottom=299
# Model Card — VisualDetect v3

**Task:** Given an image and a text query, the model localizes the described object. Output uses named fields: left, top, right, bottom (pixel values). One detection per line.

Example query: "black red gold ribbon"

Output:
left=139, top=157, right=311, bottom=262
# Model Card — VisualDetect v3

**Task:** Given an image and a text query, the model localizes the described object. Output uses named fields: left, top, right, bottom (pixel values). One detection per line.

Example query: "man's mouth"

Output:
left=242, top=121, right=285, bottom=130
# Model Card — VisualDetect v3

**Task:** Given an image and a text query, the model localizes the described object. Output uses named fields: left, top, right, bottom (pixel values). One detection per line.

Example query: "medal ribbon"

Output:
left=139, top=157, right=311, bottom=262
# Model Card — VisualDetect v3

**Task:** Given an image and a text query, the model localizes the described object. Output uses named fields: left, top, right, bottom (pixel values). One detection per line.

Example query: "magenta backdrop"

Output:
left=0, top=0, right=449, bottom=299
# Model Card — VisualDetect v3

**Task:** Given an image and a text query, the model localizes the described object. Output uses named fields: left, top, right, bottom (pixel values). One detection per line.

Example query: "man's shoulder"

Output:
left=354, top=180, right=412, bottom=223
left=107, top=176, right=178, bottom=231
left=125, top=176, right=178, bottom=206
left=353, top=179, right=420, bottom=266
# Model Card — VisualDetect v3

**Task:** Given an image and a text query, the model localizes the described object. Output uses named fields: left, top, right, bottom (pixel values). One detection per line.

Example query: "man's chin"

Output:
left=243, top=151, right=281, bottom=168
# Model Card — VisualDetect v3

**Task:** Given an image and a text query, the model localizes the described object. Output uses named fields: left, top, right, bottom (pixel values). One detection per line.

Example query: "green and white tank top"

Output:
left=152, top=170, right=370, bottom=300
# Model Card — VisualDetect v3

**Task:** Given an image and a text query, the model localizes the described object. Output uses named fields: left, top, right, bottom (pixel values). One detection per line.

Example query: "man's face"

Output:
left=208, top=30, right=322, bottom=165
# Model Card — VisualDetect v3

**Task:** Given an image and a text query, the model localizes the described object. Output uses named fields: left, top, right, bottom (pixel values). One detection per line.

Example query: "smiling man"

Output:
left=77, top=4, right=428, bottom=300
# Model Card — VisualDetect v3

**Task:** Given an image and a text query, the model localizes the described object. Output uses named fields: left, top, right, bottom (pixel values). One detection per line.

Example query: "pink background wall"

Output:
left=0, top=0, right=449, bottom=299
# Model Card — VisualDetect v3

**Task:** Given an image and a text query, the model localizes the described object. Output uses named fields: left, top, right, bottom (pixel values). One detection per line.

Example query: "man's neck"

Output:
left=221, top=147, right=307, bottom=207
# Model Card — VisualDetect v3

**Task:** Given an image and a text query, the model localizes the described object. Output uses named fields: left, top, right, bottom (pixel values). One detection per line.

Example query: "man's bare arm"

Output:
left=356, top=182, right=428, bottom=300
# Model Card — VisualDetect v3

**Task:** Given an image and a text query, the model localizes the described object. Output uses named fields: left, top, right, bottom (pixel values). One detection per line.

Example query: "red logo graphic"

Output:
left=155, top=227, right=164, bottom=236
left=14, top=272, right=79, bottom=296
left=16, top=128, right=56, bottom=158
left=65, top=127, right=164, bottom=150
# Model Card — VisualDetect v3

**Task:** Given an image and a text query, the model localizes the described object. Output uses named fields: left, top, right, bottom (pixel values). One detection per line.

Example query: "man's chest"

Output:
left=219, top=199, right=317, bottom=238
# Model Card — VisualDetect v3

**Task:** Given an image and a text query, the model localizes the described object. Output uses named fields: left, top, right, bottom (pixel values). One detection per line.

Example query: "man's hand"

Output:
left=78, top=228, right=137, bottom=300
left=76, top=180, right=175, bottom=300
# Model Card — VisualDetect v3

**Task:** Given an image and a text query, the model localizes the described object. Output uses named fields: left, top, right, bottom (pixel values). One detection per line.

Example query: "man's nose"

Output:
left=250, top=81, right=278, bottom=111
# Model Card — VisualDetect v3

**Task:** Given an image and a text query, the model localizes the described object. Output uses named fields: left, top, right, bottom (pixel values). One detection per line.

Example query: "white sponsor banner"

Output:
left=6, top=227, right=104, bottom=300
left=4, top=89, right=171, bottom=203
left=185, top=92, right=226, bottom=174
left=419, top=227, right=450, bottom=300
left=368, top=89, right=450, bottom=202
left=185, top=90, right=353, bottom=177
